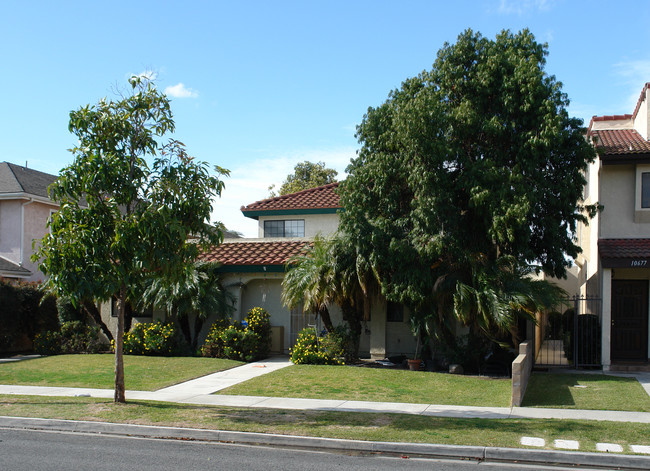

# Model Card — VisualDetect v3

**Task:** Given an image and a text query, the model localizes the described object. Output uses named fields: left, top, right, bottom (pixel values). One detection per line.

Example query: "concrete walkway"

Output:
left=2, top=356, right=650, bottom=423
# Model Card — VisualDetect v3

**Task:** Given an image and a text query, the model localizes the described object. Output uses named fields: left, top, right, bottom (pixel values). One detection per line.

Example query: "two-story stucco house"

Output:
left=201, top=183, right=417, bottom=357
left=578, top=83, right=650, bottom=370
left=0, top=162, right=58, bottom=281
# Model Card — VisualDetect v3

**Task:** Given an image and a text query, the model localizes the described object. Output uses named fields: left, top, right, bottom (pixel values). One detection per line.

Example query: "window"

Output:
left=386, top=302, right=404, bottom=322
left=264, top=219, right=305, bottom=237
left=642, top=172, right=650, bottom=208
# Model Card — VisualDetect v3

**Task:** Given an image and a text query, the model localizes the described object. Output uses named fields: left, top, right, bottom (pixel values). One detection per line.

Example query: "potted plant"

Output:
left=407, top=313, right=425, bottom=371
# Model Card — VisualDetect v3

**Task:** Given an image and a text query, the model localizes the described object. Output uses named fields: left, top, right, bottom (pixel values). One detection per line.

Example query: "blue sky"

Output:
left=2, top=0, right=650, bottom=236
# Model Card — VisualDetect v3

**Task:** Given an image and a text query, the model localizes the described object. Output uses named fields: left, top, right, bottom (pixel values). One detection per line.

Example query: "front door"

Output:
left=611, top=280, right=649, bottom=361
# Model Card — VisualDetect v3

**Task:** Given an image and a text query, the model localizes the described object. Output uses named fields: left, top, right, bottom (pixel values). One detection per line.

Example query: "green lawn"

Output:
left=2, top=395, right=650, bottom=454
left=0, top=355, right=243, bottom=391
left=523, top=372, right=650, bottom=412
left=219, top=365, right=512, bottom=407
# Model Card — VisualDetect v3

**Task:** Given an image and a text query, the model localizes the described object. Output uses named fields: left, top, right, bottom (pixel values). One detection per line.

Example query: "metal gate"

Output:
left=534, top=296, right=602, bottom=368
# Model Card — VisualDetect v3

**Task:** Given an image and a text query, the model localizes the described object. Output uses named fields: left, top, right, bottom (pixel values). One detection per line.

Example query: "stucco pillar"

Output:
left=369, top=298, right=387, bottom=360
left=601, top=268, right=612, bottom=371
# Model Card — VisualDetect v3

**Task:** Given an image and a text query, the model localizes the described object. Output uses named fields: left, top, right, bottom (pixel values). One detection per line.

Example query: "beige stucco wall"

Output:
left=23, top=201, right=57, bottom=281
left=0, top=200, right=22, bottom=265
left=0, top=198, right=57, bottom=281
left=599, top=165, right=649, bottom=238
left=257, top=213, right=339, bottom=238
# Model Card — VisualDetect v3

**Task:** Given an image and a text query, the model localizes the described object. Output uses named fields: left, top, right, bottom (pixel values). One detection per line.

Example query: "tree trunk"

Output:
left=192, top=315, right=205, bottom=351
left=82, top=300, right=113, bottom=342
left=114, top=285, right=126, bottom=403
left=179, top=314, right=192, bottom=347
left=340, top=301, right=361, bottom=360
left=318, top=306, right=335, bottom=332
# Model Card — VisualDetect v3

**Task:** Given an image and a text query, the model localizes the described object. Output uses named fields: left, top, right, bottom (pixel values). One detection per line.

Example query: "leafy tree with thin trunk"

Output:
left=269, top=161, right=338, bottom=197
left=340, top=29, right=597, bottom=345
left=33, top=77, right=228, bottom=403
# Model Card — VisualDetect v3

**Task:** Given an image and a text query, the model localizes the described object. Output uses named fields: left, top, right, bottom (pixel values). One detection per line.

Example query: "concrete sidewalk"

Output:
left=2, top=356, right=650, bottom=423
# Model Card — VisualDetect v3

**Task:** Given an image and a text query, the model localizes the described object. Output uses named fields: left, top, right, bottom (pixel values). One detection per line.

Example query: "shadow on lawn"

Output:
left=521, top=372, right=640, bottom=408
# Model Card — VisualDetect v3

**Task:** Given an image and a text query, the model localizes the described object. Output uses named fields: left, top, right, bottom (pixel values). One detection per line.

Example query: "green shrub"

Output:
left=320, top=325, right=355, bottom=363
left=244, top=307, right=271, bottom=359
left=33, top=330, right=63, bottom=355
left=200, top=307, right=272, bottom=362
left=60, top=321, right=106, bottom=354
left=0, top=279, right=59, bottom=353
left=33, top=321, right=107, bottom=355
left=123, top=322, right=179, bottom=356
left=56, top=296, right=86, bottom=324
left=200, top=318, right=229, bottom=358
left=290, top=328, right=344, bottom=365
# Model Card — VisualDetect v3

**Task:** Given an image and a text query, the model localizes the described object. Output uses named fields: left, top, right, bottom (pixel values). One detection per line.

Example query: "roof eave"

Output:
left=600, top=153, right=650, bottom=165
left=241, top=207, right=341, bottom=220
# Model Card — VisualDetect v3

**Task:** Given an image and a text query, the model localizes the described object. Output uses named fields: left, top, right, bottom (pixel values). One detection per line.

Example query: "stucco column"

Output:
left=369, top=298, right=387, bottom=360
left=601, top=268, right=612, bottom=371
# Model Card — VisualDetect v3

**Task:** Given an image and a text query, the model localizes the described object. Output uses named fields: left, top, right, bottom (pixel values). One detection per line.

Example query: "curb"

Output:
left=2, top=416, right=650, bottom=469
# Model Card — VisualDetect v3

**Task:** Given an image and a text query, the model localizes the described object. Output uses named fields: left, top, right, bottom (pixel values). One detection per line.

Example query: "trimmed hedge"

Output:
left=0, top=279, right=58, bottom=353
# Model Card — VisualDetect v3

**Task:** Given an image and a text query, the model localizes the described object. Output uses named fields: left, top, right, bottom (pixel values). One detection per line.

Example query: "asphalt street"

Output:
left=0, top=428, right=601, bottom=471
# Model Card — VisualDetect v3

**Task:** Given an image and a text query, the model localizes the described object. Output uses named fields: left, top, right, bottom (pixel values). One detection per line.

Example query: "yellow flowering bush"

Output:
left=290, top=328, right=345, bottom=365
left=123, top=321, right=179, bottom=356
left=200, top=307, right=271, bottom=362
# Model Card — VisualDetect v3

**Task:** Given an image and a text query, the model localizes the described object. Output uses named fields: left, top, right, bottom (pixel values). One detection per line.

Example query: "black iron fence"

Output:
left=534, top=296, right=602, bottom=368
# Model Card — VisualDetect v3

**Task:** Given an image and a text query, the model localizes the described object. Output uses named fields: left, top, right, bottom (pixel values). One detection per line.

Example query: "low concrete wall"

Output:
left=511, top=341, right=533, bottom=407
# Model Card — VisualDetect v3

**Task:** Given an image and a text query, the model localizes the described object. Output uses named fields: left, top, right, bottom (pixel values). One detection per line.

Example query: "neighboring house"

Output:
left=0, top=162, right=58, bottom=282
left=201, top=183, right=417, bottom=358
left=577, top=83, right=650, bottom=370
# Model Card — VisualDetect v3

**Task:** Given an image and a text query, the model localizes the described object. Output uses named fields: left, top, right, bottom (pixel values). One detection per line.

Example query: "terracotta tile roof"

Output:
left=200, top=240, right=311, bottom=267
left=591, top=114, right=633, bottom=123
left=241, top=182, right=341, bottom=213
left=590, top=129, right=650, bottom=155
left=599, top=239, right=650, bottom=259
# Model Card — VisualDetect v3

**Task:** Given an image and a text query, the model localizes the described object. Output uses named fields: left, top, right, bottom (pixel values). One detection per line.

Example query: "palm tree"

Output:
left=282, top=233, right=377, bottom=358
left=142, top=261, right=233, bottom=350
left=452, top=255, right=566, bottom=345
left=282, top=236, right=335, bottom=332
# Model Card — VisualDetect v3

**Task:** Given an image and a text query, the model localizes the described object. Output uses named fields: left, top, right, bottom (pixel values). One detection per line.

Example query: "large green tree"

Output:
left=269, top=160, right=338, bottom=197
left=34, top=77, right=228, bottom=402
left=340, top=29, right=596, bottom=343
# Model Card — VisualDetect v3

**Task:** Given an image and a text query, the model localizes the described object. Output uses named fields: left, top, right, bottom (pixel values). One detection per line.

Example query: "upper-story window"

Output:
left=386, top=302, right=404, bottom=322
left=264, top=219, right=305, bottom=237
left=642, top=173, right=650, bottom=208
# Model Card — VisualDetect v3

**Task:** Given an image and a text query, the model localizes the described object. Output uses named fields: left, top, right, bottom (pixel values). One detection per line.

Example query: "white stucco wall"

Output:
left=257, top=213, right=339, bottom=238
left=633, top=88, right=649, bottom=140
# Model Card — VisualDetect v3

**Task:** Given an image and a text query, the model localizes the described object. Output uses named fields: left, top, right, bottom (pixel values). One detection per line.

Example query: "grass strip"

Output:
left=219, top=365, right=512, bottom=407
left=523, top=372, right=650, bottom=412
left=0, top=355, right=243, bottom=391
left=1, top=394, right=649, bottom=455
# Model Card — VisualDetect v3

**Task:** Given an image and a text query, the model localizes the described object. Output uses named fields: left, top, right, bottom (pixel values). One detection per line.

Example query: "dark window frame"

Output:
left=263, top=219, right=305, bottom=237
left=642, top=172, right=650, bottom=208
left=386, top=301, right=404, bottom=322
